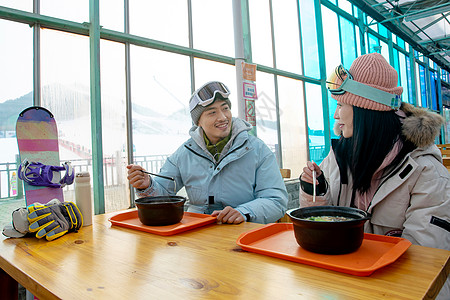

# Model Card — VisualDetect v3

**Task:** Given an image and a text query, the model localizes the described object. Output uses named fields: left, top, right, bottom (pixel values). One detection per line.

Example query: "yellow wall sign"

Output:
left=242, top=62, right=256, bottom=81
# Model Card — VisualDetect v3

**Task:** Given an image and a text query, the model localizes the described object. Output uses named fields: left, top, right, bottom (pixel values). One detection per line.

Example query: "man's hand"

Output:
left=211, top=206, right=245, bottom=224
left=127, top=164, right=151, bottom=190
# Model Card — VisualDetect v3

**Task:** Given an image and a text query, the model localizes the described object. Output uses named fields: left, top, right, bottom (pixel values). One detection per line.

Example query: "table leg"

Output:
left=0, top=268, right=18, bottom=299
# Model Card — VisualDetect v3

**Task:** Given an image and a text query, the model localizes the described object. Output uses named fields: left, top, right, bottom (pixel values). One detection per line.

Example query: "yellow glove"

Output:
left=28, top=201, right=83, bottom=241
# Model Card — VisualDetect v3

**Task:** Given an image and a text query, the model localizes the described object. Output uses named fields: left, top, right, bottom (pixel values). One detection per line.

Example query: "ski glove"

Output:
left=28, top=201, right=83, bottom=241
left=2, top=199, right=59, bottom=238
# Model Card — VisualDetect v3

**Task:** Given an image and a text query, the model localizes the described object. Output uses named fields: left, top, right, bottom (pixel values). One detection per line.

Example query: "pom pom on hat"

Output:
left=331, top=53, right=403, bottom=111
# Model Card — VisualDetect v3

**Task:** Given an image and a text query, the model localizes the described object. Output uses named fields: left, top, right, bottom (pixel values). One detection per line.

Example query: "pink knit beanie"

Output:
left=331, top=53, right=403, bottom=111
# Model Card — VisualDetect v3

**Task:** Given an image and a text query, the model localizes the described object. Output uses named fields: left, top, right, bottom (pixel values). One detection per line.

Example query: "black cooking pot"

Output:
left=135, top=196, right=186, bottom=226
left=287, top=206, right=371, bottom=254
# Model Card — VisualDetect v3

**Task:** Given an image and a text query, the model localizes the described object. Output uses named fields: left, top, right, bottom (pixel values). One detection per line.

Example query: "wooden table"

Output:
left=1, top=209, right=449, bottom=299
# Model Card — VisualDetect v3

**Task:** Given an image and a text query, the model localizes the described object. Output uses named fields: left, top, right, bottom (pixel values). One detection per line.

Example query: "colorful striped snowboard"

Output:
left=16, top=106, right=63, bottom=205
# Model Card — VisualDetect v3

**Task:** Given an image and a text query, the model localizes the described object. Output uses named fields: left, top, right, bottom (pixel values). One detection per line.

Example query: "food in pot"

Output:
left=288, top=206, right=370, bottom=254
left=303, top=216, right=354, bottom=222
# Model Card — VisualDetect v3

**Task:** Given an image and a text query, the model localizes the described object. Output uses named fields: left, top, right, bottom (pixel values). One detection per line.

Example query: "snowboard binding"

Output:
left=18, top=159, right=74, bottom=188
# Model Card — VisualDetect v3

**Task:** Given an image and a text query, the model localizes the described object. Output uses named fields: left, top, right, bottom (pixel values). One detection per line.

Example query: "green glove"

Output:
left=28, top=201, right=83, bottom=241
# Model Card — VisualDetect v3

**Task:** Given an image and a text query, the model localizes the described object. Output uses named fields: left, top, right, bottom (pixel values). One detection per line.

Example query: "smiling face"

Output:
left=334, top=102, right=354, bottom=138
left=197, top=100, right=232, bottom=144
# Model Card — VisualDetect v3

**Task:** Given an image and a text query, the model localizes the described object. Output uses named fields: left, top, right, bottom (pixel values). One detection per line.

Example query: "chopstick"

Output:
left=312, top=170, right=316, bottom=203
left=140, top=170, right=177, bottom=194
left=140, top=170, right=174, bottom=181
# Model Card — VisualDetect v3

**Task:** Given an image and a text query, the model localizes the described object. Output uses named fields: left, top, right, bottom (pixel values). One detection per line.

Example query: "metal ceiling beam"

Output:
left=413, top=12, right=450, bottom=34
left=418, top=34, right=450, bottom=45
left=371, top=2, right=450, bottom=25
left=349, top=0, right=450, bottom=73
left=426, top=49, right=450, bottom=56
left=403, top=3, right=450, bottom=22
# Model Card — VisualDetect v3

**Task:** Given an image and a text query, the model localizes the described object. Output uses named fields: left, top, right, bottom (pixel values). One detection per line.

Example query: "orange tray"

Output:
left=109, top=210, right=217, bottom=236
left=236, top=223, right=411, bottom=276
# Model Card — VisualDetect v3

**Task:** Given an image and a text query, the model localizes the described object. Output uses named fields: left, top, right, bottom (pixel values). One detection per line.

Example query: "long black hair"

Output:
left=333, top=106, right=416, bottom=195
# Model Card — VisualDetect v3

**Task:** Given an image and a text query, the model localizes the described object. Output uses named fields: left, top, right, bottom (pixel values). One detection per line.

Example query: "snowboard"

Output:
left=16, top=106, right=64, bottom=205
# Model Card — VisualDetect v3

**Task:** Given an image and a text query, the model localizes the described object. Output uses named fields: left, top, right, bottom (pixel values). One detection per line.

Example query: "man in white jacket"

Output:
left=128, top=81, right=288, bottom=224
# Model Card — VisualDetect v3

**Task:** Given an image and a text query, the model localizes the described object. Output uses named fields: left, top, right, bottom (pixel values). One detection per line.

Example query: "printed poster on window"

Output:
left=242, top=62, right=257, bottom=82
left=245, top=99, right=256, bottom=126
left=243, top=82, right=257, bottom=99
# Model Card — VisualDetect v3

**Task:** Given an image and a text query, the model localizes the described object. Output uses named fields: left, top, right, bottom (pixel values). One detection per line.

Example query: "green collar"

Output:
left=203, top=125, right=233, bottom=160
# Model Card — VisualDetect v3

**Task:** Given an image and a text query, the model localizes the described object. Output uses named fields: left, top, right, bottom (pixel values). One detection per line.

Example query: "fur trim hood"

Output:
left=400, top=102, right=444, bottom=148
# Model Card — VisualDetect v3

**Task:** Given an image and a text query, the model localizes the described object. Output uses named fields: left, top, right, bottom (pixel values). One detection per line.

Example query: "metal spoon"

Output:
left=312, top=169, right=316, bottom=203
left=140, top=170, right=177, bottom=194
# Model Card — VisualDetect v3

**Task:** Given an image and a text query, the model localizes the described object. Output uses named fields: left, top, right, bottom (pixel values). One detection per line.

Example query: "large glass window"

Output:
left=248, top=0, right=274, bottom=67
left=396, top=36, right=405, bottom=49
left=322, top=6, right=341, bottom=74
left=442, top=70, right=449, bottom=83
left=100, top=0, right=124, bottom=32
left=191, top=0, right=234, bottom=57
left=380, top=40, right=389, bottom=61
left=305, top=82, right=325, bottom=164
left=255, top=72, right=278, bottom=160
left=367, top=16, right=376, bottom=32
left=130, top=45, right=192, bottom=171
left=393, top=49, right=400, bottom=83
left=338, top=0, right=353, bottom=15
left=272, top=0, right=302, bottom=74
left=444, top=106, right=450, bottom=143
left=398, top=52, right=410, bottom=104
left=278, top=76, right=307, bottom=176
left=406, top=54, right=415, bottom=104
left=299, top=0, right=320, bottom=79
left=194, top=58, right=237, bottom=116
left=0, top=20, right=33, bottom=119
left=355, top=23, right=361, bottom=56
left=378, top=24, right=388, bottom=39
left=40, top=0, right=88, bottom=23
left=328, top=93, right=338, bottom=140
left=0, top=20, right=32, bottom=221
left=0, top=0, right=32, bottom=11
left=430, top=71, right=438, bottom=111
left=415, top=62, right=422, bottom=106
left=40, top=29, right=91, bottom=203
left=418, top=64, right=428, bottom=107
left=100, top=40, right=129, bottom=212
left=340, top=16, right=357, bottom=68
left=129, top=0, right=188, bottom=47
left=368, top=33, right=379, bottom=54
left=321, top=6, right=341, bottom=144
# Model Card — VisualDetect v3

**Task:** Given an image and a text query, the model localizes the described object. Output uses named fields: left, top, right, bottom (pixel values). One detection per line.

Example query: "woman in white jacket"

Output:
left=300, top=53, right=449, bottom=299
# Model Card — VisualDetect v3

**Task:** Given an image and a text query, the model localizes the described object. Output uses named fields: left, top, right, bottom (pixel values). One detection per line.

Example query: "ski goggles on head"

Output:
left=326, top=64, right=401, bottom=109
left=189, top=81, right=231, bottom=112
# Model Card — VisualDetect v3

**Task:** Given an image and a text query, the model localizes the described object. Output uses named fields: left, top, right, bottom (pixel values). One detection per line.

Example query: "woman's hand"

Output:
left=301, top=161, right=322, bottom=185
left=126, top=164, right=151, bottom=190
left=300, top=161, right=328, bottom=207
left=211, top=206, right=245, bottom=224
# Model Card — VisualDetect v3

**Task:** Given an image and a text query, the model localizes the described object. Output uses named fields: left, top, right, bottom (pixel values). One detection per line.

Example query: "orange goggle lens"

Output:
left=326, top=65, right=352, bottom=93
